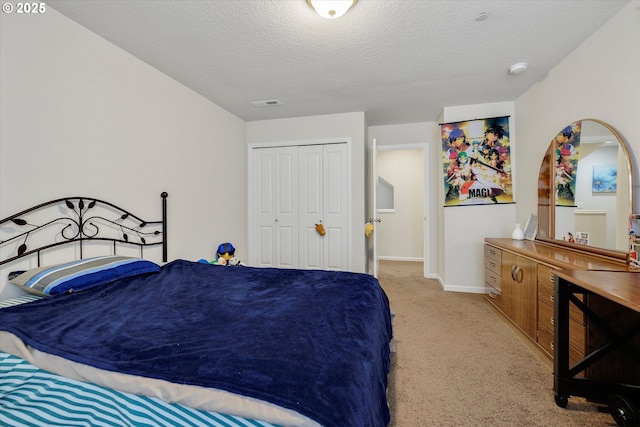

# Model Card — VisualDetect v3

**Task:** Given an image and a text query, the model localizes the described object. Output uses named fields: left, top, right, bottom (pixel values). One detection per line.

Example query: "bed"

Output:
left=0, top=193, right=393, bottom=427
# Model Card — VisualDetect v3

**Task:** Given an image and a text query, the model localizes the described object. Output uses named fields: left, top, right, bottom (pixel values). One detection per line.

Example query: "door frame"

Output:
left=375, top=142, right=430, bottom=278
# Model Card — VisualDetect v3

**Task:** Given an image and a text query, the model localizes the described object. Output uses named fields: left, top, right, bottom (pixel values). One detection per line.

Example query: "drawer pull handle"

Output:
left=488, top=262, right=495, bottom=269
left=488, top=249, right=496, bottom=256
left=549, top=295, right=555, bottom=303
left=551, top=317, right=555, bottom=325
left=549, top=275, right=554, bottom=283
left=550, top=342, right=555, bottom=350
left=488, top=292, right=497, bottom=299
left=489, top=277, right=496, bottom=284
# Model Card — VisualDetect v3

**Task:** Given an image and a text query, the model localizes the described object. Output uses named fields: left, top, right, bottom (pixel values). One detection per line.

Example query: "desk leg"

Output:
left=553, top=276, right=570, bottom=408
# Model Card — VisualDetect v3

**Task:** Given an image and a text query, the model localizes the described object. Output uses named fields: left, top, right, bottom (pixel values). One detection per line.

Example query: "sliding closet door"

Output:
left=252, top=146, right=299, bottom=268
left=299, top=143, right=348, bottom=270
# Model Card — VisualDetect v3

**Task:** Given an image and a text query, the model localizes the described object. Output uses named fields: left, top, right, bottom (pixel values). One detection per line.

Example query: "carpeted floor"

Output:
left=377, top=260, right=617, bottom=427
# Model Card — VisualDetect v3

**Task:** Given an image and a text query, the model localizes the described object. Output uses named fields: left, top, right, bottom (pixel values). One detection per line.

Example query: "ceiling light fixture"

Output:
left=508, top=62, right=528, bottom=75
left=306, top=0, right=358, bottom=19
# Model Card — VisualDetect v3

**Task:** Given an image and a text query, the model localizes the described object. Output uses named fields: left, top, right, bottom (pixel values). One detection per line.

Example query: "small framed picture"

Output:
left=575, top=232, right=589, bottom=245
left=524, top=215, right=538, bottom=240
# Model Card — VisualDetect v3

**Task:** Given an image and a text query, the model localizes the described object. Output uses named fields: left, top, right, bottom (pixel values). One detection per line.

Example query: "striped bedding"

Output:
left=0, top=294, right=43, bottom=308
left=0, top=352, right=278, bottom=427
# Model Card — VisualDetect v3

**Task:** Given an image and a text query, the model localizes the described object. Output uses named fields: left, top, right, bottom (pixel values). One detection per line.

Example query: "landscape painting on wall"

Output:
left=441, top=116, right=513, bottom=206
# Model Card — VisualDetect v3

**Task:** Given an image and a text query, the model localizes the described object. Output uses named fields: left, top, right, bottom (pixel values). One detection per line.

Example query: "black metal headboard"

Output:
left=0, top=192, right=168, bottom=266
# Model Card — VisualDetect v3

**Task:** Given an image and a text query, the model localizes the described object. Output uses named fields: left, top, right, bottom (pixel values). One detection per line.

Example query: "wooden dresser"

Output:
left=484, top=238, right=630, bottom=362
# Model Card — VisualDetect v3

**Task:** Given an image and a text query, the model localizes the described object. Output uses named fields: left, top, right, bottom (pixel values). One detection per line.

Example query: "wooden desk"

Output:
left=553, top=270, right=640, bottom=421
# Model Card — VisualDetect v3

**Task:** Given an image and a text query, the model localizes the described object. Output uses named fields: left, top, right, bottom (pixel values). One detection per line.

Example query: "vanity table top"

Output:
left=485, top=238, right=631, bottom=272
left=554, top=269, right=640, bottom=314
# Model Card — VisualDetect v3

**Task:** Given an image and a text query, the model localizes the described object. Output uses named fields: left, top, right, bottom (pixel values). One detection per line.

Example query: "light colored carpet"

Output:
left=377, top=260, right=616, bottom=427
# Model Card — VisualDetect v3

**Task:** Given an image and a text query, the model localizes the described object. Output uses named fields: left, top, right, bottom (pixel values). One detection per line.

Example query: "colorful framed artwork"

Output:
left=592, top=164, right=617, bottom=193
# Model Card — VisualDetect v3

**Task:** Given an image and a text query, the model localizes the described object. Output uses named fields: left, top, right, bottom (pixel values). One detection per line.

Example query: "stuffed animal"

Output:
left=216, top=242, right=235, bottom=262
left=213, top=242, right=245, bottom=266
left=198, top=243, right=246, bottom=266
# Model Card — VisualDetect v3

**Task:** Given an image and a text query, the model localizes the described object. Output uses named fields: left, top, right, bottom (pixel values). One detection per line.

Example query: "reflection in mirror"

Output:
left=537, top=119, right=633, bottom=254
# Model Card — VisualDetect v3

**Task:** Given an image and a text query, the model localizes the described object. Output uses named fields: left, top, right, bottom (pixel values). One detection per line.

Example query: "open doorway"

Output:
left=376, top=144, right=428, bottom=276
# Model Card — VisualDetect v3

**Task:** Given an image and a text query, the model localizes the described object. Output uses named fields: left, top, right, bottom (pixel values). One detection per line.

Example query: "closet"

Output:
left=250, top=142, right=349, bottom=270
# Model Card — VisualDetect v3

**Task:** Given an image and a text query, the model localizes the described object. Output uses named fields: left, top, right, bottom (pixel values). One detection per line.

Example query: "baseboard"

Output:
left=378, top=256, right=423, bottom=262
left=433, top=275, right=485, bottom=293
left=442, top=284, right=486, bottom=294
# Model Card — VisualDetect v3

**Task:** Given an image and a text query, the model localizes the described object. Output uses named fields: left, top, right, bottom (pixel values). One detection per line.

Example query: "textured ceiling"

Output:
left=46, top=0, right=630, bottom=126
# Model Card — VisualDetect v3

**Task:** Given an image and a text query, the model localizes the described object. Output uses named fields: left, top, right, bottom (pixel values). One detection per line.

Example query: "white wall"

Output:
left=514, top=1, right=640, bottom=226
left=0, top=8, right=247, bottom=298
left=376, top=149, right=424, bottom=261
left=246, top=112, right=367, bottom=272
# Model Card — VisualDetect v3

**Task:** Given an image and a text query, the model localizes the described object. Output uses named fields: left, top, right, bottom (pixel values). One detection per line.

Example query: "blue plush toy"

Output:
left=216, top=243, right=236, bottom=264
left=199, top=243, right=244, bottom=266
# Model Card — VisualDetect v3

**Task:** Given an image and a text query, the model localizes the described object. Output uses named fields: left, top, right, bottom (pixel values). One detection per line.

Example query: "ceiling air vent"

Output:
left=251, top=99, right=281, bottom=107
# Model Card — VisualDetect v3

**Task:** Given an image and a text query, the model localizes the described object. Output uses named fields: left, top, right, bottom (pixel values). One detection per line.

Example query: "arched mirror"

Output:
left=537, top=119, right=634, bottom=259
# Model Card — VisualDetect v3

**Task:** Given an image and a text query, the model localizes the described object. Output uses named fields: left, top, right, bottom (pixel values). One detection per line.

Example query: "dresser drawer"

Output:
left=484, top=245, right=502, bottom=264
left=485, top=268, right=501, bottom=289
left=537, top=323, right=584, bottom=368
left=485, top=281, right=503, bottom=306
left=538, top=299, right=554, bottom=331
left=538, top=299, right=585, bottom=351
left=537, top=264, right=556, bottom=288
left=485, top=258, right=501, bottom=276
left=484, top=245, right=501, bottom=277
left=537, top=322, right=554, bottom=356
left=538, top=279, right=584, bottom=325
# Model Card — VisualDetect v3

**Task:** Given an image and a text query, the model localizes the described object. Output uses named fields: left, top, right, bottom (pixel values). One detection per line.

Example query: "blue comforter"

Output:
left=0, top=260, right=392, bottom=427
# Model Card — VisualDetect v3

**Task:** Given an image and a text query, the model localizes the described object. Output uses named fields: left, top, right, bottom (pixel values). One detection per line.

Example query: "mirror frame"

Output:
left=537, top=118, right=634, bottom=262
